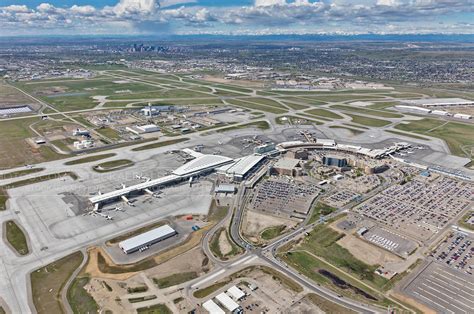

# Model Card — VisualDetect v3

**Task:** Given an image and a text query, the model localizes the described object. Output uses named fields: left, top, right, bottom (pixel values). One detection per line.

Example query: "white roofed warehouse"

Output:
left=119, top=224, right=177, bottom=254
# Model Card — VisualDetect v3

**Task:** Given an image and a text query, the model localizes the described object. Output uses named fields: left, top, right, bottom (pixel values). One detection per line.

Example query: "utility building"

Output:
left=119, top=225, right=177, bottom=254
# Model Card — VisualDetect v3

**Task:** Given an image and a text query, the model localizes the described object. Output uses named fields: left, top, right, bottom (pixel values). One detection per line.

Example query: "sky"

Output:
left=0, top=0, right=473, bottom=36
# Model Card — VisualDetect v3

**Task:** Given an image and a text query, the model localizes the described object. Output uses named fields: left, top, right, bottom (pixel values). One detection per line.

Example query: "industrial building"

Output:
left=395, top=105, right=432, bottom=114
left=202, top=300, right=225, bottom=314
left=227, top=286, right=245, bottom=301
left=118, top=224, right=177, bottom=254
left=215, top=292, right=241, bottom=312
left=140, top=105, right=177, bottom=116
left=216, top=154, right=266, bottom=182
left=214, top=184, right=237, bottom=194
left=453, top=113, right=472, bottom=120
left=402, top=98, right=474, bottom=107
left=126, top=124, right=160, bottom=135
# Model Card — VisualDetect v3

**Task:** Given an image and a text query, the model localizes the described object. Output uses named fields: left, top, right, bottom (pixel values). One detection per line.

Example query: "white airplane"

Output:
left=98, top=212, right=113, bottom=220
left=121, top=183, right=126, bottom=189
left=218, top=140, right=222, bottom=145
left=113, top=206, right=124, bottom=212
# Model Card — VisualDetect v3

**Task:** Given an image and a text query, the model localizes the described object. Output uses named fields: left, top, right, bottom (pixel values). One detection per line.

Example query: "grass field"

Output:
left=331, top=105, right=403, bottom=118
left=261, top=225, right=286, bottom=240
left=131, top=138, right=189, bottom=152
left=67, top=275, right=98, bottom=314
left=31, top=251, right=84, bottom=314
left=5, top=220, right=29, bottom=255
left=137, top=304, right=172, bottom=314
left=0, top=82, right=38, bottom=105
left=193, top=282, right=228, bottom=298
left=0, top=118, right=63, bottom=169
left=304, top=293, right=356, bottom=314
left=307, top=202, right=337, bottom=224
left=96, top=127, right=121, bottom=140
left=64, top=153, right=116, bottom=165
left=153, top=272, right=198, bottom=288
left=385, top=130, right=431, bottom=141
left=395, top=119, right=474, bottom=156
left=93, top=159, right=133, bottom=172
left=329, top=126, right=365, bottom=135
left=279, top=221, right=396, bottom=305
left=281, top=101, right=309, bottom=110
left=367, top=101, right=399, bottom=110
left=345, top=113, right=391, bottom=127
left=0, top=167, right=44, bottom=180
left=214, top=121, right=270, bottom=133
left=305, top=108, right=343, bottom=120
left=226, top=99, right=288, bottom=114
left=209, top=227, right=242, bottom=260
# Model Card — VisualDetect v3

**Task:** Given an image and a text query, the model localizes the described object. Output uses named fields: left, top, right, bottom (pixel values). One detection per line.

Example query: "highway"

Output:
left=222, top=175, right=388, bottom=313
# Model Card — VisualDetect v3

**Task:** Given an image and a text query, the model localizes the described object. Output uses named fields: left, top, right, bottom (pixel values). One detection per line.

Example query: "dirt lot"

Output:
left=392, top=292, right=437, bottom=314
left=84, top=247, right=211, bottom=313
left=144, top=246, right=210, bottom=278
left=337, top=234, right=402, bottom=266
left=242, top=210, right=297, bottom=243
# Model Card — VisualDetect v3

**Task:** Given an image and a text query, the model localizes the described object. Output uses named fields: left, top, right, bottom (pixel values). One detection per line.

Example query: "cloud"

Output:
left=111, top=0, right=160, bottom=16
left=255, top=0, right=287, bottom=6
left=0, top=0, right=473, bottom=35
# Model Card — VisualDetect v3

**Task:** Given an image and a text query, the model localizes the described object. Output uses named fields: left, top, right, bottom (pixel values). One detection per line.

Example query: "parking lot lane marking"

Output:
left=435, top=271, right=474, bottom=290
left=418, top=286, right=468, bottom=313
left=423, top=280, right=473, bottom=307
left=413, top=291, right=453, bottom=314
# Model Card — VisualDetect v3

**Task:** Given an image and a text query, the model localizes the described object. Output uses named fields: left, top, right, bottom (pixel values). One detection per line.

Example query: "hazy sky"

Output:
left=1, top=0, right=473, bottom=36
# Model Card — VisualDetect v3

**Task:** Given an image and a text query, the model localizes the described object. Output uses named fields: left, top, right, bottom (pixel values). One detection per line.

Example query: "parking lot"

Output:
left=248, top=178, right=320, bottom=219
left=354, top=175, right=473, bottom=242
left=362, top=226, right=417, bottom=258
left=431, top=232, right=474, bottom=275
left=404, top=262, right=474, bottom=313
left=323, top=190, right=361, bottom=208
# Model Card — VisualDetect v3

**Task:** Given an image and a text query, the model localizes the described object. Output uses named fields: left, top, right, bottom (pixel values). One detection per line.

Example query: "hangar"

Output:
left=119, top=224, right=177, bottom=254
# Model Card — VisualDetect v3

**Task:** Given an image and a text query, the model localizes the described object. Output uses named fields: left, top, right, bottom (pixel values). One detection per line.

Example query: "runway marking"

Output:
left=417, top=286, right=467, bottom=313
left=413, top=291, right=454, bottom=314
left=243, top=256, right=258, bottom=265
left=421, top=282, right=472, bottom=309
left=191, top=269, right=225, bottom=288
